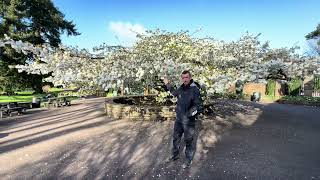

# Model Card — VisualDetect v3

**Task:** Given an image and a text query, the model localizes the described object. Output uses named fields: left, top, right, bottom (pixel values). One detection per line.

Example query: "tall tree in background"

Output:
left=306, top=24, right=320, bottom=55
left=0, top=0, right=79, bottom=94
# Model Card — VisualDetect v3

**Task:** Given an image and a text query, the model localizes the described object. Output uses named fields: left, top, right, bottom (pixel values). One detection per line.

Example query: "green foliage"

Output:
left=281, top=96, right=320, bottom=106
left=288, top=78, right=302, bottom=96
left=0, top=0, right=79, bottom=93
left=15, top=91, right=34, bottom=95
left=106, top=91, right=114, bottom=97
left=266, top=79, right=276, bottom=96
left=306, top=24, right=320, bottom=44
left=0, top=0, right=79, bottom=45
left=314, top=75, right=320, bottom=90
left=48, top=87, right=65, bottom=93
left=306, top=23, right=320, bottom=54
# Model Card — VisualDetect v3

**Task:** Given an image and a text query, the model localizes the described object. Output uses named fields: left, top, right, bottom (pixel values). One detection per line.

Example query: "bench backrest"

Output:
left=8, top=103, right=18, bottom=108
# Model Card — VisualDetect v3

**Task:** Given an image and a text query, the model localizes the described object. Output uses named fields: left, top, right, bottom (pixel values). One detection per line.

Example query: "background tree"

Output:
left=3, top=29, right=319, bottom=99
left=0, top=0, right=79, bottom=94
left=305, top=23, right=320, bottom=55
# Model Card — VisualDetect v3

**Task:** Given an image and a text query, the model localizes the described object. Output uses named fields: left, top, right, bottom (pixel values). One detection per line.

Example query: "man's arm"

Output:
left=163, top=76, right=178, bottom=97
left=166, top=83, right=179, bottom=97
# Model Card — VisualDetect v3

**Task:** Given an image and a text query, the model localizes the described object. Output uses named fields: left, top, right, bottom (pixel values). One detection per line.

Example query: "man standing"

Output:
left=163, top=70, right=202, bottom=168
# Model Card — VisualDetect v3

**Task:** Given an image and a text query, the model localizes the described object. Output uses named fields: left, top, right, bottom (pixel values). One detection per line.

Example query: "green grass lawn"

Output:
left=0, top=89, right=80, bottom=103
left=15, top=91, right=35, bottom=95
left=48, top=87, right=64, bottom=92
left=0, top=88, right=67, bottom=103
left=0, top=94, right=80, bottom=103
left=0, top=94, right=45, bottom=103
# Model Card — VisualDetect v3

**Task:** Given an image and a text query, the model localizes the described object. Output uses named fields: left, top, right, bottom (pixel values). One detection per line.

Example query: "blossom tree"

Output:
left=1, top=29, right=319, bottom=98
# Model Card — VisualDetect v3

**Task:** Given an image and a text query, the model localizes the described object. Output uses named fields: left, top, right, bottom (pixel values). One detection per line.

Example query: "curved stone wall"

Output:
left=105, top=97, right=176, bottom=121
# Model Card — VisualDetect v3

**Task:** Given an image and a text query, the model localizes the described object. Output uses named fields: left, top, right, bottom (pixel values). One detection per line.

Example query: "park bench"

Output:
left=43, top=97, right=71, bottom=108
left=0, top=103, right=26, bottom=118
left=17, top=102, right=33, bottom=109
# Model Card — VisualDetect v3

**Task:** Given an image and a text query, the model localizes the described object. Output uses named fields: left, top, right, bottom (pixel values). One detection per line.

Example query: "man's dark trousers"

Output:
left=172, top=121, right=196, bottom=161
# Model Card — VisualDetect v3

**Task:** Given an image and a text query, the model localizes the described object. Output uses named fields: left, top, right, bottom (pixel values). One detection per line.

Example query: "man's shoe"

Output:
left=182, top=159, right=192, bottom=169
left=165, top=156, right=179, bottom=163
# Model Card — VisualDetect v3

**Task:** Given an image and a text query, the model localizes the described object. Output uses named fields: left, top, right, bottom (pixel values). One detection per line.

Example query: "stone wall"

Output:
left=243, top=83, right=266, bottom=95
left=242, top=81, right=287, bottom=96
left=105, top=99, right=176, bottom=121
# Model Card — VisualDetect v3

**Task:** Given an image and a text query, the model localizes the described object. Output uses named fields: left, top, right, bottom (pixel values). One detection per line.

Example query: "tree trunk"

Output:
left=121, top=81, right=125, bottom=96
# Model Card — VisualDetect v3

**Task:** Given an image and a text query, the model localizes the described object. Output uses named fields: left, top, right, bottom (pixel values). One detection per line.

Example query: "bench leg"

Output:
left=18, top=109, right=24, bottom=115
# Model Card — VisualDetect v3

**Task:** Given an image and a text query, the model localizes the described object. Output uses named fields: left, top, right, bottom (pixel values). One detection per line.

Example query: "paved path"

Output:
left=0, top=98, right=319, bottom=180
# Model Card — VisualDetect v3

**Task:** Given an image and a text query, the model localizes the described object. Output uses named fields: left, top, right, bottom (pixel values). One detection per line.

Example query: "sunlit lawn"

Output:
left=0, top=88, right=65, bottom=103
left=0, top=94, right=45, bottom=103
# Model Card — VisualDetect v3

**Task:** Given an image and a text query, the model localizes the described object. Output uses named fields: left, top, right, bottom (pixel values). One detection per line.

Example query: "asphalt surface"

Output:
left=0, top=98, right=319, bottom=180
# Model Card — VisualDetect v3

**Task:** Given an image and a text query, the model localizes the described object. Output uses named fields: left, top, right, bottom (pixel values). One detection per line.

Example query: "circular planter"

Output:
left=105, top=96, right=176, bottom=121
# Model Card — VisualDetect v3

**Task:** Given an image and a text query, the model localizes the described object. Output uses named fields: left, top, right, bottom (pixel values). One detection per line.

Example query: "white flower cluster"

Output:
left=1, top=31, right=319, bottom=95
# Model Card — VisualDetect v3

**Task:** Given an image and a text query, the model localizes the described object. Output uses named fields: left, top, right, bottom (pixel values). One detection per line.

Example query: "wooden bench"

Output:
left=44, top=97, right=71, bottom=108
left=0, top=103, right=25, bottom=118
left=0, top=108, right=7, bottom=119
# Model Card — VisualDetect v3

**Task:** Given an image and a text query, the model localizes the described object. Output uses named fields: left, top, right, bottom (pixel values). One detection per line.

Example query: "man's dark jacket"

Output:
left=166, top=79, right=203, bottom=125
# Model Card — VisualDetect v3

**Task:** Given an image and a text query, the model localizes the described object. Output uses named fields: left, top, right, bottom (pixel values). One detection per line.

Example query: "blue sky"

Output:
left=53, top=0, right=319, bottom=52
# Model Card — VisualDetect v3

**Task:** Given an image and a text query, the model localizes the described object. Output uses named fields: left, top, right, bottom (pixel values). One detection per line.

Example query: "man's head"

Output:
left=181, top=70, right=192, bottom=86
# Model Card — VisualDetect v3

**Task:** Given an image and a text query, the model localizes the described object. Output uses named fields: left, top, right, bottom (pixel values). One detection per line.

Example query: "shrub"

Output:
left=266, top=79, right=276, bottom=96
left=288, top=78, right=302, bottom=96
left=314, top=75, right=320, bottom=91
